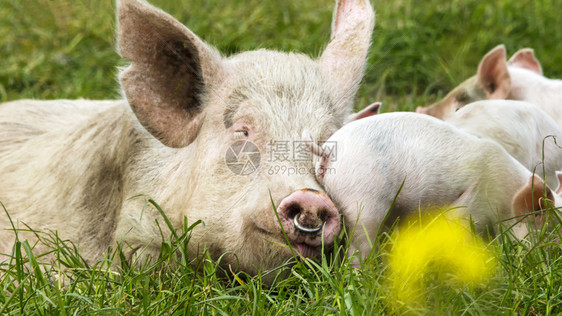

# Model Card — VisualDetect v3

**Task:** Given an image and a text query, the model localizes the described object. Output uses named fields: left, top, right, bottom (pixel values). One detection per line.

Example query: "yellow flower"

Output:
left=386, top=211, right=497, bottom=309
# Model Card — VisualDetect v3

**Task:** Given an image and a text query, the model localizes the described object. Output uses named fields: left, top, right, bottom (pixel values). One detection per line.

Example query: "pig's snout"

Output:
left=278, top=189, right=341, bottom=255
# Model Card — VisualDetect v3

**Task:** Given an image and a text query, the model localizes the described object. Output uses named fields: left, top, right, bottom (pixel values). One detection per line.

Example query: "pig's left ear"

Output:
left=476, top=45, right=511, bottom=100
left=344, top=102, right=381, bottom=123
left=512, top=175, right=553, bottom=233
left=117, top=0, right=223, bottom=148
left=319, top=0, right=375, bottom=121
left=508, top=48, right=543, bottom=76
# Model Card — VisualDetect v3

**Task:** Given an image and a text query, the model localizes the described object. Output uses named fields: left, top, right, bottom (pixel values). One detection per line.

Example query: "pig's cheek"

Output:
left=453, top=99, right=466, bottom=112
left=317, top=168, right=328, bottom=186
left=321, top=174, right=337, bottom=199
left=315, top=175, right=325, bottom=187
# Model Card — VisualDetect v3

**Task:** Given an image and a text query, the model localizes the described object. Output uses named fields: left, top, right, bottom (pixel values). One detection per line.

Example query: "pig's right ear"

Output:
left=507, top=48, right=543, bottom=76
left=117, top=0, right=222, bottom=148
left=511, top=175, right=553, bottom=233
left=320, top=0, right=375, bottom=121
left=344, top=102, right=381, bottom=124
left=476, top=45, right=511, bottom=100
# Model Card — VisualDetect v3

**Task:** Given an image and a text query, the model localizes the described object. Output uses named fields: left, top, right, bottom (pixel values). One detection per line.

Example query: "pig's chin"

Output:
left=253, top=225, right=322, bottom=259
left=293, top=243, right=322, bottom=258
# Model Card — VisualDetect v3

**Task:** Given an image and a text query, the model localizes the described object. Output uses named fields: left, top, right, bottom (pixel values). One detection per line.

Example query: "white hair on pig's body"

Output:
left=316, top=112, right=559, bottom=258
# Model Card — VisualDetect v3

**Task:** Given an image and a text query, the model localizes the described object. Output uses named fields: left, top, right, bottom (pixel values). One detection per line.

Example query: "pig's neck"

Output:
left=508, top=67, right=562, bottom=123
left=125, top=127, right=199, bottom=223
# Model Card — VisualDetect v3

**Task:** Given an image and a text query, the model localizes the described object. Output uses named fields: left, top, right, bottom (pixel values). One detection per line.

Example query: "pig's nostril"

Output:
left=294, top=213, right=323, bottom=233
left=318, top=209, right=328, bottom=222
left=286, top=204, right=302, bottom=220
left=280, top=190, right=338, bottom=237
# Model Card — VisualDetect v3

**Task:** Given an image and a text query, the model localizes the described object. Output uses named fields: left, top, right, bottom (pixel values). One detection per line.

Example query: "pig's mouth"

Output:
left=254, top=225, right=325, bottom=258
left=293, top=243, right=322, bottom=258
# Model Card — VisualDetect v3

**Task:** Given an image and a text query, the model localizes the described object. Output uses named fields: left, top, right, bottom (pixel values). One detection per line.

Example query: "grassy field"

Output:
left=2, top=0, right=562, bottom=110
left=1, top=0, right=562, bottom=314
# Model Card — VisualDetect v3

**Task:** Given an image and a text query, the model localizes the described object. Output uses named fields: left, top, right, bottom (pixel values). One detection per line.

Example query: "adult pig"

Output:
left=0, top=0, right=374, bottom=275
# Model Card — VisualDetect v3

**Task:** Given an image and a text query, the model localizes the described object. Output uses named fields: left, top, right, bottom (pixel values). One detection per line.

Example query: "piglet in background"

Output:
left=416, top=45, right=562, bottom=126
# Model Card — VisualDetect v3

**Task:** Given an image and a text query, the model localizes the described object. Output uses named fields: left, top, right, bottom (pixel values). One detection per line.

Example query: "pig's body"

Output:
left=0, top=0, right=375, bottom=276
left=446, top=100, right=562, bottom=190
left=0, top=99, right=149, bottom=261
left=317, top=112, right=556, bottom=258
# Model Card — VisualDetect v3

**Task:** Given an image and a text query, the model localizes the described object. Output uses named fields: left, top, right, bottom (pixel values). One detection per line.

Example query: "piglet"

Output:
left=416, top=45, right=562, bottom=126
left=305, top=112, right=560, bottom=259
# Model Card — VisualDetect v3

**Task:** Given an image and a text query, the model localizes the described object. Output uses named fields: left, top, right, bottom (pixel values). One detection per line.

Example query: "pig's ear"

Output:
left=320, top=0, right=375, bottom=119
left=476, top=45, right=511, bottom=100
left=117, top=0, right=222, bottom=148
left=512, top=175, right=553, bottom=228
left=508, top=48, right=543, bottom=76
left=344, top=102, right=381, bottom=123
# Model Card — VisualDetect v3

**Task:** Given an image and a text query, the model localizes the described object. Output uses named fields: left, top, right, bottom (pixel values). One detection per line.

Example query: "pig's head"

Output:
left=416, top=44, right=544, bottom=120
left=116, top=0, right=374, bottom=274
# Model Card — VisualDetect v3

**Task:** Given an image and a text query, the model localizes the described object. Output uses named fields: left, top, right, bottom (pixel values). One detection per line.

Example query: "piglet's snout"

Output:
left=278, top=189, right=341, bottom=248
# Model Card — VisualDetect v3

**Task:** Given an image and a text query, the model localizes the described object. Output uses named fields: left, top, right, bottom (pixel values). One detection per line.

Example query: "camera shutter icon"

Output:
left=225, top=140, right=261, bottom=175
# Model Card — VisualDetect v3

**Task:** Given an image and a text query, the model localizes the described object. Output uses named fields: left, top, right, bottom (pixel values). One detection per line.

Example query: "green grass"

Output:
left=2, top=200, right=562, bottom=314
left=2, top=0, right=562, bottom=314
left=1, top=0, right=561, bottom=110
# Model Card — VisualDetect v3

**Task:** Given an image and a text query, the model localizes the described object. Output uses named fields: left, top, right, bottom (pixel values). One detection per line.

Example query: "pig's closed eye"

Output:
left=234, top=129, right=249, bottom=139
left=456, top=92, right=470, bottom=105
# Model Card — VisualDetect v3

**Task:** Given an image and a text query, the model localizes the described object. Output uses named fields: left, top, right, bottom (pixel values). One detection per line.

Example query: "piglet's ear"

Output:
left=320, top=0, right=375, bottom=120
left=118, top=0, right=222, bottom=148
left=512, top=175, right=553, bottom=232
left=508, top=48, right=543, bottom=76
left=477, top=44, right=511, bottom=100
left=344, top=102, right=381, bottom=123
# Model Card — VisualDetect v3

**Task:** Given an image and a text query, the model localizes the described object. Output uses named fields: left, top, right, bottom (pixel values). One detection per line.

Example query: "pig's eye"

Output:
left=234, top=129, right=249, bottom=139
left=456, top=92, right=469, bottom=104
